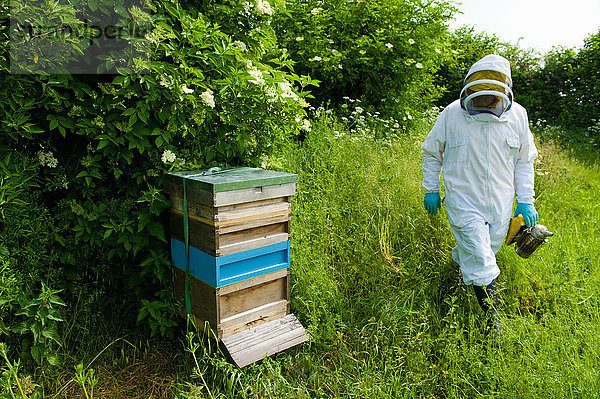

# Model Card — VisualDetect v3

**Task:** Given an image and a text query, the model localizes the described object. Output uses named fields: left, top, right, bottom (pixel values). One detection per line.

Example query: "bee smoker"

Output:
left=505, top=215, right=553, bottom=259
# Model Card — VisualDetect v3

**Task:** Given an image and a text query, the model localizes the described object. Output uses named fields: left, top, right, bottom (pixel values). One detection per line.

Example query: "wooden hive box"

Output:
left=164, top=167, right=297, bottom=257
left=164, top=167, right=308, bottom=367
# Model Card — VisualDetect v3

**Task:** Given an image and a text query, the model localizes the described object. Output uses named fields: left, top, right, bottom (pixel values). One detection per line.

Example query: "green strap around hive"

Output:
left=183, top=179, right=192, bottom=323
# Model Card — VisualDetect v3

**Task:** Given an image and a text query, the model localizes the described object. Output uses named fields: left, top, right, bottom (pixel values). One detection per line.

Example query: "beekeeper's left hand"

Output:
left=514, top=203, right=538, bottom=227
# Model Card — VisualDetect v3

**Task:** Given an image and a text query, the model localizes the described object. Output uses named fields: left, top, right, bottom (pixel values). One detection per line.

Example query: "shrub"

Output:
left=273, top=0, right=455, bottom=119
left=0, top=0, right=314, bottom=337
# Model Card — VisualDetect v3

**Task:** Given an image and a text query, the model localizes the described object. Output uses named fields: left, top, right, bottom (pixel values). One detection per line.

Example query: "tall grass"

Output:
left=231, top=112, right=598, bottom=398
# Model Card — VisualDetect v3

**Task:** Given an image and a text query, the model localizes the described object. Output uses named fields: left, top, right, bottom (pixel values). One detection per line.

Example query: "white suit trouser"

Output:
left=449, top=215, right=509, bottom=286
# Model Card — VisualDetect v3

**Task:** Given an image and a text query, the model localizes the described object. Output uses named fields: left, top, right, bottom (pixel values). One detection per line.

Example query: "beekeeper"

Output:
left=421, top=54, right=538, bottom=330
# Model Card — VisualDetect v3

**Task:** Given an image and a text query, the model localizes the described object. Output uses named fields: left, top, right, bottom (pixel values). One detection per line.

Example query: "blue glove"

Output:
left=424, top=192, right=441, bottom=216
left=514, top=203, right=538, bottom=227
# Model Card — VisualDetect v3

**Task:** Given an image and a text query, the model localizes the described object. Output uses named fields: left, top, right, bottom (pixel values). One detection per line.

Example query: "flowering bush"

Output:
left=273, top=0, right=455, bottom=120
left=0, top=0, right=315, bottom=338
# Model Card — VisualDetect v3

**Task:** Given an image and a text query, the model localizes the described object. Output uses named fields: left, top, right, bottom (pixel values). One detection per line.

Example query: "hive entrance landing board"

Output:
left=220, top=313, right=309, bottom=368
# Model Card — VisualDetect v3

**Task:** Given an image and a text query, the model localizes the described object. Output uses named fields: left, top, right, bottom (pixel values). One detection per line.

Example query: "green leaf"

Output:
left=122, top=108, right=136, bottom=116
left=47, top=352, right=62, bottom=367
left=97, top=140, right=110, bottom=150
left=49, top=119, right=59, bottom=130
left=155, top=135, right=164, bottom=147
left=42, top=327, right=63, bottom=346
left=49, top=295, right=67, bottom=306
left=147, top=222, right=166, bottom=242
left=31, top=344, right=44, bottom=364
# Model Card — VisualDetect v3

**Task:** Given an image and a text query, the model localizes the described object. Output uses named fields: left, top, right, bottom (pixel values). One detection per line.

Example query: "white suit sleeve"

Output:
left=514, top=112, right=538, bottom=204
left=421, top=111, right=446, bottom=193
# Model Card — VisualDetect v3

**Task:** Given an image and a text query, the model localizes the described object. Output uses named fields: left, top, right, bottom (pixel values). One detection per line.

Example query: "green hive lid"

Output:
left=165, top=167, right=298, bottom=193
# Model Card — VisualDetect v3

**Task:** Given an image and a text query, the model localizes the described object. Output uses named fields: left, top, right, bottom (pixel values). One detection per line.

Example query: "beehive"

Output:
left=164, top=167, right=308, bottom=367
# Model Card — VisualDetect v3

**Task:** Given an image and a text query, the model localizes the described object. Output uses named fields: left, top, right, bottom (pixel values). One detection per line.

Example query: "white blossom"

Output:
left=161, top=149, right=176, bottom=164
left=310, top=56, right=322, bottom=61
left=311, top=7, right=323, bottom=15
left=297, top=97, right=309, bottom=107
left=232, top=41, right=247, bottom=51
left=301, top=120, right=311, bottom=132
left=181, top=84, right=194, bottom=94
left=385, top=43, right=393, bottom=49
left=295, top=36, right=304, bottom=42
left=37, top=151, right=58, bottom=168
left=248, top=67, right=265, bottom=86
left=159, top=74, right=174, bottom=88
left=408, top=38, right=415, bottom=45
left=355, top=106, right=364, bottom=114
left=255, top=0, right=273, bottom=15
left=200, top=89, right=216, bottom=108
left=278, top=81, right=298, bottom=100
left=415, top=63, right=423, bottom=69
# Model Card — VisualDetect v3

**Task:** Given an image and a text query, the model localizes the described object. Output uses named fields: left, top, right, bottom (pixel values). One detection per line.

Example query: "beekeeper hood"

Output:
left=460, top=54, right=513, bottom=117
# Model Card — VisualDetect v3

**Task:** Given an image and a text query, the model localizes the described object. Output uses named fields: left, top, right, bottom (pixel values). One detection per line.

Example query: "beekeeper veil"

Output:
left=460, top=54, right=513, bottom=117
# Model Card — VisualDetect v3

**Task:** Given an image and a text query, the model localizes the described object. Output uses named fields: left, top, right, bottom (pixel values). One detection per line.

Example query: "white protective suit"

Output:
left=421, top=55, right=538, bottom=286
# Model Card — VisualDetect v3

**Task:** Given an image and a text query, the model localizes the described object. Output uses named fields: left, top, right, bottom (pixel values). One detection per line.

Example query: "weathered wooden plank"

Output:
left=221, top=314, right=309, bottom=368
left=223, top=313, right=303, bottom=351
left=218, top=268, right=288, bottom=296
left=165, top=180, right=296, bottom=207
left=170, top=211, right=289, bottom=256
left=213, top=184, right=297, bottom=207
left=216, top=215, right=290, bottom=235
left=172, top=267, right=218, bottom=327
left=217, top=233, right=289, bottom=256
left=173, top=268, right=291, bottom=339
left=215, top=201, right=290, bottom=223
left=219, top=300, right=288, bottom=338
left=218, top=222, right=289, bottom=247
left=219, top=275, right=288, bottom=320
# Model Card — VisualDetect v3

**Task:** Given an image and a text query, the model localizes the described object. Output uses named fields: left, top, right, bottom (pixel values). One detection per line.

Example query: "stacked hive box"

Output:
left=164, top=167, right=308, bottom=367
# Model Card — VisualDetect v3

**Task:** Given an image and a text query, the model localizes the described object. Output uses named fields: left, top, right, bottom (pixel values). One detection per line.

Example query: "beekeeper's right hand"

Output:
left=424, top=192, right=441, bottom=216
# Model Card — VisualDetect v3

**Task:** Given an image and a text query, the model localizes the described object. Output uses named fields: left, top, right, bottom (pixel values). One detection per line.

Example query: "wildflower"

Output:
left=301, top=120, right=311, bottom=132
left=159, top=74, right=174, bottom=88
left=232, top=41, right=247, bottom=51
left=37, top=150, right=58, bottom=168
left=265, top=86, right=277, bottom=101
left=338, top=64, right=343, bottom=69
left=181, top=84, right=194, bottom=94
left=355, top=107, right=363, bottom=114
left=297, top=97, right=309, bottom=107
left=415, top=63, right=423, bottom=69
left=310, top=56, right=322, bottom=62
left=311, top=7, right=323, bottom=15
left=385, top=43, right=393, bottom=49
left=200, top=89, right=216, bottom=108
left=248, top=67, right=265, bottom=86
left=278, top=81, right=298, bottom=100
left=255, top=0, right=273, bottom=15
left=408, top=38, right=415, bottom=45
left=161, top=149, right=176, bottom=164
left=296, top=36, right=304, bottom=41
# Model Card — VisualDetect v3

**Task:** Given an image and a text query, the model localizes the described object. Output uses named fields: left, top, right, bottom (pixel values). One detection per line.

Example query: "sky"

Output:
left=449, top=0, right=600, bottom=53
